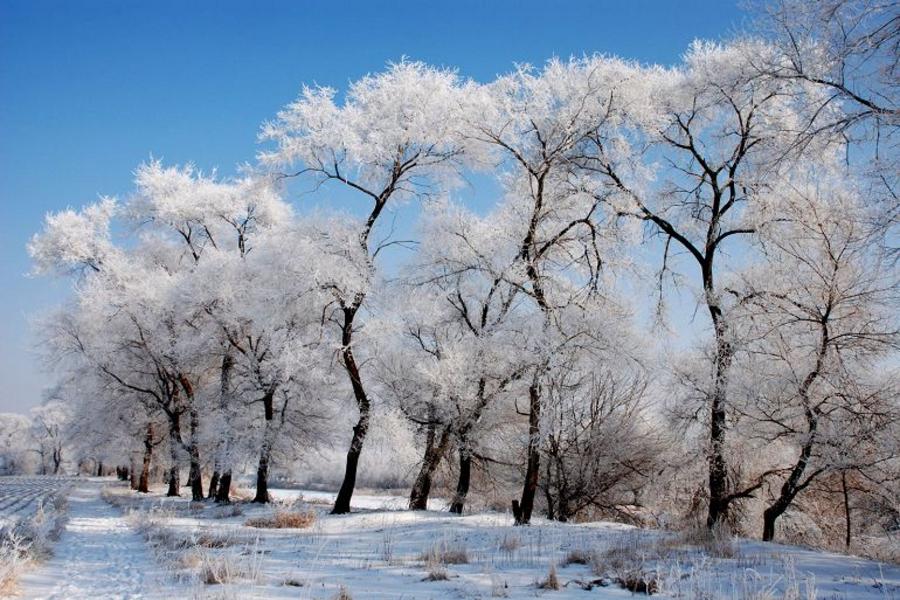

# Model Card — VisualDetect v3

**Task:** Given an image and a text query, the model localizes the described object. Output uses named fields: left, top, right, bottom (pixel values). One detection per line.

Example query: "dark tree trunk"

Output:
left=176, top=375, right=204, bottom=502
left=253, top=392, right=275, bottom=504
left=761, top=331, right=826, bottom=541
left=52, top=449, right=62, bottom=475
left=167, top=466, right=179, bottom=497
left=704, top=270, right=734, bottom=529
left=208, top=471, right=220, bottom=500
left=842, top=471, right=852, bottom=550
left=448, top=447, right=472, bottom=514
left=167, top=416, right=181, bottom=497
left=215, top=470, right=232, bottom=503
left=96, top=461, right=103, bottom=477
left=139, top=423, right=153, bottom=494
left=762, top=503, right=785, bottom=542
left=188, top=408, right=204, bottom=501
left=209, top=352, right=232, bottom=503
left=332, top=306, right=370, bottom=515
left=516, top=381, right=542, bottom=525
left=409, top=423, right=450, bottom=510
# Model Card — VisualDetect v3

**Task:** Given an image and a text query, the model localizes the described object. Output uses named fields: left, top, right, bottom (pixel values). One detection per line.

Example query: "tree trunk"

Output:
left=705, top=281, right=734, bottom=529
left=209, top=352, right=232, bottom=503
left=516, top=380, right=542, bottom=525
left=97, top=461, right=104, bottom=477
left=762, top=503, right=785, bottom=542
left=139, top=423, right=153, bottom=494
left=215, top=470, right=232, bottom=503
left=188, top=407, right=204, bottom=501
left=409, top=423, right=450, bottom=510
left=760, top=333, right=826, bottom=541
left=167, top=416, right=181, bottom=497
left=332, top=306, right=370, bottom=515
left=208, top=471, right=220, bottom=499
left=167, top=466, right=179, bottom=496
left=449, top=447, right=472, bottom=514
left=842, top=471, right=852, bottom=550
left=253, top=392, right=275, bottom=504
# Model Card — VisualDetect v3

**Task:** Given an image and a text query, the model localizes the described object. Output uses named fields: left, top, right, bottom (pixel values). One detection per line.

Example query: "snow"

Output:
left=0, top=477, right=71, bottom=529
left=8, top=482, right=900, bottom=599
left=16, top=481, right=184, bottom=599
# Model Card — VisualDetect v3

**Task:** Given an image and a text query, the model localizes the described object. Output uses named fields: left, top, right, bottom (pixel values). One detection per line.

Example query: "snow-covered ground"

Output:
left=16, top=481, right=185, bottom=599
left=0, top=476, right=71, bottom=529
left=8, top=480, right=900, bottom=599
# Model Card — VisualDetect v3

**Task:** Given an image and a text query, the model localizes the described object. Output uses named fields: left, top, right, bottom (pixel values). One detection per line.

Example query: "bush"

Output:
left=562, top=548, right=592, bottom=566
left=538, top=564, right=561, bottom=590
left=420, top=539, right=469, bottom=565
left=244, top=510, right=316, bottom=529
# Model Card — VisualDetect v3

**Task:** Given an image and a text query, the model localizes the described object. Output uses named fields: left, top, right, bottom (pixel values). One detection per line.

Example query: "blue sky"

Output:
left=0, top=0, right=746, bottom=413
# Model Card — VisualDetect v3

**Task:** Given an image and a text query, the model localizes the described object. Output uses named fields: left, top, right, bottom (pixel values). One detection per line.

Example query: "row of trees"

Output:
left=23, top=0, right=899, bottom=549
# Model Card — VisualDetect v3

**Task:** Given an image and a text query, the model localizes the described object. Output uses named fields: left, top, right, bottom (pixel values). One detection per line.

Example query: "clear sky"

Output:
left=0, top=0, right=747, bottom=413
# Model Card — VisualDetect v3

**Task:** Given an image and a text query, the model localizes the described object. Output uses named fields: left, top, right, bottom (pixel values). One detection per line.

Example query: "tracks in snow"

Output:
left=17, top=480, right=183, bottom=600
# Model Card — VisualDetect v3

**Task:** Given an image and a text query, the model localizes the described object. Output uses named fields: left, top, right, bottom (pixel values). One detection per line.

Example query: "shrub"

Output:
left=677, top=523, right=737, bottom=559
left=538, top=564, right=561, bottom=590
left=199, top=553, right=243, bottom=585
left=244, top=510, right=316, bottom=529
left=562, top=548, right=592, bottom=566
left=422, top=563, right=449, bottom=581
left=420, top=539, right=469, bottom=565
left=498, top=533, right=521, bottom=554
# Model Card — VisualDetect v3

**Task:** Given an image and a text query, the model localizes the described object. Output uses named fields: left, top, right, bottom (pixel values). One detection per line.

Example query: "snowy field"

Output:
left=5, top=479, right=898, bottom=599
left=0, top=476, right=71, bottom=529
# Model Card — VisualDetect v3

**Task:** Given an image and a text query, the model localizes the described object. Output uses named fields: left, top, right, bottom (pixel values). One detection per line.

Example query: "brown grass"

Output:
left=244, top=510, right=316, bottom=529
left=332, top=586, right=353, bottom=600
left=538, top=564, right=561, bottom=590
left=562, top=548, right=592, bottom=566
left=420, top=540, right=470, bottom=565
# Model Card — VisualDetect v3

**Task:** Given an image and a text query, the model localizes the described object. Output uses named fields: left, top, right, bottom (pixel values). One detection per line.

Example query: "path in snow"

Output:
left=17, top=481, right=181, bottom=600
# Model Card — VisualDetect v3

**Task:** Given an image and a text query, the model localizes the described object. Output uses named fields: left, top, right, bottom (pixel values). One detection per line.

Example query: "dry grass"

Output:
left=193, top=532, right=240, bottom=549
left=0, top=489, right=70, bottom=594
left=617, top=572, right=659, bottom=594
left=562, top=547, right=592, bottom=566
left=331, top=586, right=353, bottom=600
left=537, top=564, right=561, bottom=590
left=498, top=533, right=521, bottom=554
left=198, top=553, right=244, bottom=585
left=205, top=503, right=244, bottom=519
left=422, top=563, right=450, bottom=581
left=420, top=539, right=470, bottom=565
left=675, top=523, right=738, bottom=559
left=244, top=509, right=316, bottom=529
left=230, top=487, right=255, bottom=502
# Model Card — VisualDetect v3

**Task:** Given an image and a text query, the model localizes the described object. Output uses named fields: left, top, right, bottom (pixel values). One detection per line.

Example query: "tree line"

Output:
left=17, top=0, right=899, bottom=552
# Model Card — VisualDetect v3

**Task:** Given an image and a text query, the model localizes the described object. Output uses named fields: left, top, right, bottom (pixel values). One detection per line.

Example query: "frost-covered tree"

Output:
left=466, top=57, right=636, bottom=523
left=754, top=0, right=899, bottom=251
left=731, top=171, right=899, bottom=540
left=579, top=41, right=840, bottom=527
left=0, top=414, right=33, bottom=475
left=260, top=61, right=475, bottom=514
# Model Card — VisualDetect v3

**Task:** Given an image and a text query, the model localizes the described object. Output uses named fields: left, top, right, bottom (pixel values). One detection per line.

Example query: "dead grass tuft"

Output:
left=244, top=509, right=316, bottom=529
left=562, top=548, right=592, bottom=566
left=420, top=539, right=469, bottom=565
left=538, top=564, right=561, bottom=590
left=331, top=585, right=353, bottom=600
